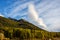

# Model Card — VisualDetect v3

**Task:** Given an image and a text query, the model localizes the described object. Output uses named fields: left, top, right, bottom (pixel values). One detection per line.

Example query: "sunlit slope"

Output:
left=0, top=16, right=45, bottom=31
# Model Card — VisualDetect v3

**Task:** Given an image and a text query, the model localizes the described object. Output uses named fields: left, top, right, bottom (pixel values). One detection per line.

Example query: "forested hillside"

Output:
left=0, top=16, right=60, bottom=40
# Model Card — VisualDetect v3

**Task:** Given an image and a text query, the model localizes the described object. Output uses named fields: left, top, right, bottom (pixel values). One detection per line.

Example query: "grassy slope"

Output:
left=0, top=16, right=45, bottom=31
left=0, top=16, right=19, bottom=27
left=0, top=16, right=60, bottom=40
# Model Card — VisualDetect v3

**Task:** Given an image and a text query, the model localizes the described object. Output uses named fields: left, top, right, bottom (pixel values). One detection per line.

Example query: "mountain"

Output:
left=0, top=16, right=60, bottom=40
left=17, top=19, right=44, bottom=30
left=0, top=16, right=19, bottom=27
left=0, top=16, right=44, bottom=31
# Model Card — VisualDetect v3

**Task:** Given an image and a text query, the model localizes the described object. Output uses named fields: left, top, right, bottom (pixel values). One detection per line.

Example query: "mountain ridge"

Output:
left=0, top=16, right=45, bottom=31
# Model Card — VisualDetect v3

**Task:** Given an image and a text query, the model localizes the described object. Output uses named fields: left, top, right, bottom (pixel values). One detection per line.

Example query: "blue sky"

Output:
left=0, top=0, right=60, bottom=32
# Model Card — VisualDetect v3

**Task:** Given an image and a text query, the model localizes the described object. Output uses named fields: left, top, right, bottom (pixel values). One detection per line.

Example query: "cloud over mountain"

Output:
left=28, top=3, right=47, bottom=30
left=0, top=0, right=60, bottom=31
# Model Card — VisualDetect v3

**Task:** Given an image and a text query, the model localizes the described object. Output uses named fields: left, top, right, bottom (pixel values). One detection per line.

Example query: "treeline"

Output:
left=0, top=27, right=60, bottom=40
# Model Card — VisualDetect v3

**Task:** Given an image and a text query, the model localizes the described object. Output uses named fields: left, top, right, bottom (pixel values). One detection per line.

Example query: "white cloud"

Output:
left=28, top=3, right=38, bottom=21
left=35, top=0, right=60, bottom=31
left=4, top=0, right=40, bottom=18
left=8, top=2, right=30, bottom=18
left=3, top=0, right=60, bottom=31
left=28, top=3, right=47, bottom=30
left=0, top=13, right=4, bottom=17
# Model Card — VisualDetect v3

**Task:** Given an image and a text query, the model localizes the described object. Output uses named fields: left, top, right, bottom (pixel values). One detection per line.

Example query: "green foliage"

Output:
left=13, top=29, right=20, bottom=38
left=0, top=16, right=43, bottom=30
left=35, top=32, right=42, bottom=38
left=0, top=16, right=60, bottom=40
left=0, top=27, right=60, bottom=39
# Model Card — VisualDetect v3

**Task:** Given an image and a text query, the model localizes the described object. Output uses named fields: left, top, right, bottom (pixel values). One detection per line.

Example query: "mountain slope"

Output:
left=0, top=16, right=45, bottom=31
left=17, top=19, right=43, bottom=30
left=0, top=16, right=19, bottom=27
left=0, top=16, right=60, bottom=40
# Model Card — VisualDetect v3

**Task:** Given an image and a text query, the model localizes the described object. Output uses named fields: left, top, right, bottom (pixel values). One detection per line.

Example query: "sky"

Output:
left=0, top=0, right=60, bottom=32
